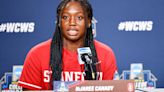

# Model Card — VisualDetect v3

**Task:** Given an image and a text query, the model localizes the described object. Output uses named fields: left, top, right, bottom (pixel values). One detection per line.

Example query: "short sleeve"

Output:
left=18, top=49, right=42, bottom=90
left=102, top=49, right=117, bottom=80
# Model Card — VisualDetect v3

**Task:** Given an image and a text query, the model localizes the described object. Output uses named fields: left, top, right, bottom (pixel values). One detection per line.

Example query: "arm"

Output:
left=102, top=49, right=118, bottom=80
left=18, top=49, right=42, bottom=90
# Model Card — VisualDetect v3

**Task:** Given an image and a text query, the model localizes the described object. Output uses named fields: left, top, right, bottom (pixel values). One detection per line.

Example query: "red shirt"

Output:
left=18, top=39, right=117, bottom=90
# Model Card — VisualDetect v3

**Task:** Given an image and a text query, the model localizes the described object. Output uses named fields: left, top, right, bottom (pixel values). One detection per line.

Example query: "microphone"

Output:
left=77, top=47, right=95, bottom=80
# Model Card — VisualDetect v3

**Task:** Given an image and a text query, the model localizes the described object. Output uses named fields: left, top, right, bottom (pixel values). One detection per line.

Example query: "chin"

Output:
left=69, top=38, right=79, bottom=41
left=68, top=37, right=82, bottom=42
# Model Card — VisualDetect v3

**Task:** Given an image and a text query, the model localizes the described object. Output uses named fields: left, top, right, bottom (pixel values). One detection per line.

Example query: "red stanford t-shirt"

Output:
left=18, top=39, right=117, bottom=90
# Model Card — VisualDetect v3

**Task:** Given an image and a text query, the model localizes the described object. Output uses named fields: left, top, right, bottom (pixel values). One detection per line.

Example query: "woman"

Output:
left=18, top=0, right=117, bottom=90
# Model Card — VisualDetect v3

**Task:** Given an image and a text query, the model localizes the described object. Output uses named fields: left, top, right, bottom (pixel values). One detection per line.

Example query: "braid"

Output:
left=50, top=0, right=100, bottom=84
left=84, top=26, right=99, bottom=80
left=50, top=0, right=70, bottom=82
left=50, top=26, right=63, bottom=81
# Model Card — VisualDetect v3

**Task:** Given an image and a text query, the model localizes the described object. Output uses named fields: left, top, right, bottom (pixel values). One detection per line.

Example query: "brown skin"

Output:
left=60, top=1, right=91, bottom=52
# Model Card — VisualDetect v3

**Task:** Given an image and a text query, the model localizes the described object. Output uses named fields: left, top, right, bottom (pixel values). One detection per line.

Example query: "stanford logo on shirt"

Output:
left=43, top=70, right=103, bottom=82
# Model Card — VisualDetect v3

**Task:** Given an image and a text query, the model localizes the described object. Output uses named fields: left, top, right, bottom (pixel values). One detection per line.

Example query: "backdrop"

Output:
left=0, top=0, right=164, bottom=88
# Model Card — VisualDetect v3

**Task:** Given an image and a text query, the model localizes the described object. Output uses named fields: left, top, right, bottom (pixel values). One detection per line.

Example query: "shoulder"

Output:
left=27, top=39, right=51, bottom=57
left=23, top=39, right=52, bottom=67
left=30, top=39, right=51, bottom=53
left=94, top=40, right=114, bottom=54
left=94, top=39, right=116, bottom=62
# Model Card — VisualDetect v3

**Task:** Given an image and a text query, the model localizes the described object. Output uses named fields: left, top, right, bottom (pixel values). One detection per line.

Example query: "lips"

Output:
left=67, top=29, right=78, bottom=36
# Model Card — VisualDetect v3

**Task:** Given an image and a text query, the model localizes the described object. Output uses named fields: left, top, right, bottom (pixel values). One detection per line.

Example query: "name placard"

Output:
left=54, top=80, right=134, bottom=92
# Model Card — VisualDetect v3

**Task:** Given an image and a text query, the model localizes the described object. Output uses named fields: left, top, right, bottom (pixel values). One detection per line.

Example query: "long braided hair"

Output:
left=50, top=0, right=100, bottom=83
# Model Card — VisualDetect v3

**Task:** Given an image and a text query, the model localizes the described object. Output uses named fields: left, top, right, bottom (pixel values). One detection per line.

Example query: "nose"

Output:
left=69, top=16, right=76, bottom=26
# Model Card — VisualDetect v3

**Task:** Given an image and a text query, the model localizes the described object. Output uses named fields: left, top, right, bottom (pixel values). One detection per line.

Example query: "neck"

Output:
left=63, top=39, right=84, bottom=52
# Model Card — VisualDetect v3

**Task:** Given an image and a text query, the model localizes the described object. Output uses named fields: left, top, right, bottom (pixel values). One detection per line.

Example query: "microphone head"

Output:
left=81, top=53, right=92, bottom=64
left=77, top=47, right=92, bottom=65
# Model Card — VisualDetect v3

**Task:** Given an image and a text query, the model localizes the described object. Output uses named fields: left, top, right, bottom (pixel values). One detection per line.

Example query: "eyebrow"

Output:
left=62, top=11, right=84, bottom=14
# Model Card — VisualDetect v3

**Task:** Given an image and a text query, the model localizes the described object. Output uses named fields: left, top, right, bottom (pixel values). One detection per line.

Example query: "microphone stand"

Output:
left=83, top=54, right=95, bottom=80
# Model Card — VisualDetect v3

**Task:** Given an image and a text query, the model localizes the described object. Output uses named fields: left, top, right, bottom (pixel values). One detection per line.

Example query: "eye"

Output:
left=62, top=15, right=69, bottom=20
left=77, top=16, right=84, bottom=20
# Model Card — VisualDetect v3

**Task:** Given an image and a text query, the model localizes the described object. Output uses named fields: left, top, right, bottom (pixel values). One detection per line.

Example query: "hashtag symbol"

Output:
left=0, top=23, right=6, bottom=32
left=118, top=22, right=125, bottom=31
